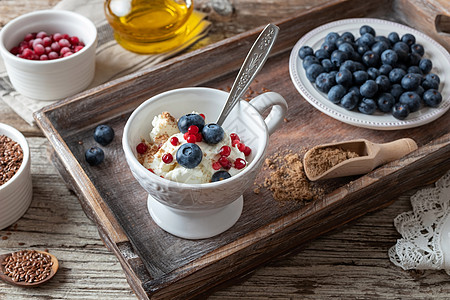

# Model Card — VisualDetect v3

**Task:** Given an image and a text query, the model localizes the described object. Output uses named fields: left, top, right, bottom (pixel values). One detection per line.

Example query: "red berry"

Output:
left=237, top=142, right=246, bottom=152
left=39, top=54, right=48, bottom=60
left=212, top=162, right=221, bottom=170
left=230, top=133, right=240, bottom=141
left=218, top=156, right=230, bottom=168
left=234, top=158, right=246, bottom=170
left=43, top=37, right=52, bottom=47
left=33, top=44, right=45, bottom=56
left=186, top=134, right=197, bottom=143
left=48, top=51, right=59, bottom=60
left=170, top=136, right=179, bottom=146
left=10, top=47, right=20, bottom=55
left=219, top=145, right=231, bottom=157
left=32, top=38, right=43, bottom=47
left=36, top=31, right=47, bottom=39
left=69, top=36, right=80, bottom=45
left=188, top=125, right=199, bottom=134
left=136, top=142, right=148, bottom=154
left=24, top=33, right=34, bottom=42
left=62, top=51, right=73, bottom=57
left=232, top=139, right=240, bottom=146
left=243, top=146, right=252, bottom=156
left=199, top=113, right=205, bottom=119
left=74, top=45, right=84, bottom=52
left=60, top=47, right=71, bottom=56
left=53, top=33, right=63, bottom=42
left=58, top=38, right=71, bottom=48
left=162, top=153, right=173, bottom=164
left=51, top=42, right=61, bottom=52
left=22, top=48, right=33, bottom=59
left=195, top=133, right=202, bottom=143
left=183, top=132, right=190, bottom=140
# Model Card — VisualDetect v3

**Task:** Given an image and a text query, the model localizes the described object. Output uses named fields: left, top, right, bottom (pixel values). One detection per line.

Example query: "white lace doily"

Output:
left=389, top=169, right=450, bottom=274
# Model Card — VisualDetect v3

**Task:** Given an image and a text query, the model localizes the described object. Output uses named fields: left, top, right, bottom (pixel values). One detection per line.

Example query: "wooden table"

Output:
left=1, top=0, right=449, bottom=299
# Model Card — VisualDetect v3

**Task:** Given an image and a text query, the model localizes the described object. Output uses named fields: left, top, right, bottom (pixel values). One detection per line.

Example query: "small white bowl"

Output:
left=0, top=10, right=97, bottom=101
left=0, top=123, right=32, bottom=230
left=123, top=87, right=288, bottom=239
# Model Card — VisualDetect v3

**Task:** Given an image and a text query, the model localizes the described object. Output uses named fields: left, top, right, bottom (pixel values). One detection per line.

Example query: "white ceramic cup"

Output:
left=122, top=87, right=287, bottom=239
left=0, top=123, right=32, bottom=230
left=0, top=10, right=97, bottom=101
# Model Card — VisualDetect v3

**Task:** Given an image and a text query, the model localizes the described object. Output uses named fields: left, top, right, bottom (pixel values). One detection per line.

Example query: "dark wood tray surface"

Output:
left=35, top=0, right=450, bottom=298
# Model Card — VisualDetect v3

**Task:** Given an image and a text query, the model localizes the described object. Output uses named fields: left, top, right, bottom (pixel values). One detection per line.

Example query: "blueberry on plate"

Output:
left=93, top=124, right=114, bottom=146
left=390, top=84, right=404, bottom=101
left=360, top=25, right=376, bottom=36
left=375, top=75, right=391, bottom=92
left=422, top=78, right=439, bottom=90
left=321, top=41, right=337, bottom=54
left=414, top=85, right=425, bottom=97
left=340, top=91, right=360, bottom=110
left=377, top=93, right=395, bottom=113
left=178, top=113, right=205, bottom=133
left=327, top=85, right=347, bottom=104
left=389, top=68, right=406, bottom=84
left=211, top=171, right=232, bottom=182
left=401, top=33, right=416, bottom=46
left=399, top=91, right=421, bottom=112
left=338, top=42, right=355, bottom=55
left=335, top=69, right=353, bottom=87
left=378, top=64, right=393, bottom=76
left=325, top=32, right=340, bottom=43
left=356, top=33, right=375, bottom=48
left=408, top=52, right=421, bottom=66
left=392, top=102, right=410, bottom=120
left=358, top=98, right=377, bottom=115
left=353, top=70, right=369, bottom=86
left=388, top=32, right=400, bottom=44
left=371, top=41, right=389, bottom=56
left=393, top=41, right=409, bottom=62
left=176, top=143, right=203, bottom=169
left=298, top=46, right=314, bottom=59
left=367, top=67, right=380, bottom=80
left=425, top=73, right=440, bottom=84
left=315, top=72, right=335, bottom=93
left=85, top=147, right=105, bottom=166
left=330, top=50, right=348, bottom=67
left=202, top=123, right=224, bottom=144
left=380, top=49, right=398, bottom=66
left=315, top=48, right=330, bottom=60
left=362, top=50, right=379, bottom=67
left=407, top=66, right=422, bottom=75
left=401, top=73, right=421, bottom=91
left=360, top=80, right=378, bottom=98
left=422, top=89, right=442, bottom=107
left=306, top=64, right=324, bottom=82
left=411, top=43, right=424, bottom=57
left=341, top=31, right=355, bottom=43
left=419, top=58, right=433, bottom=74
left=339, top=60, right=357, bottom=73
left=357, top=44, right=370, bottom=55
left=321, top=59, right=334, bottom=72
left=302, top=55, right=320, bottom=70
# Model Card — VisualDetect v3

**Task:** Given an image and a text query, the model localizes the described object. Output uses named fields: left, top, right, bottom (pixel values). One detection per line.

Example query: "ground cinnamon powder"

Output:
left=305, top=146, right=359, bottom=178
left=261, top=151, right=321, bottom=202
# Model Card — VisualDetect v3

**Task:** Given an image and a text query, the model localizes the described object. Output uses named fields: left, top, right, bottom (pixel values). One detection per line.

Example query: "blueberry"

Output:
left=302, top=55, right=320, bottom=70
left=339, top=60, right=357, bottom=73
left=377, top=93, right=395, bottom=112
left=349, top=86, right=361, bottom=97
left=176, top=143, right=203, bottom=168
left=422, top=89, right=442, bottom=107
left=358, top=33, right=376, bottom=48
left=349, top=51, right=362, bottom=62
left=378, top=64, right=393, bottom=76
left=93, top=124, right=114, bottom=146
left=315, top=48, right=330, bottom=60
left=335, top=69, right=353, bottom=87
left=362, top=50, right=379, bottom=67
left=341, top=32, right=355, bottom=43
left=419, top=58, right=432, bottom=74
left=85, top=147, right=105, bottom=166
left=358, top=98, right=377, bottom=114
left=321, top=41, right=337, bottom=54
left=414, top=85, right=425, bottom=97
left=380, top=49, right=398, bottom=65
left=367, top=67, right=380, bottom=80
left=375, top=75, right=391, bottom=92
left=422, top=79, right=439, bottom=90
left=407, top=66, right=422, bottom=75
left=371, top=41, right=389, bottom=56
left=360, top=80, right=378, bottom=98
left=375, top=35, right=391, bottom=46
left=327, top=84, right=347, bottom=104
left=306, top=63, right=325, bottom=82
left=401, top=73, right=421, bottom=91
left=360, top=25, right=376, bottom=36
left=353, top=70, right=369, bottom=85
left=353, top=61, right=365, bottom=71
left=299, top=46, right=314, bottom=59
left=340, top=91, right=359, bottom=110
left=338, top=42, right=355, bottom=55
left=388, top=32, right=400, bottom=44
left=211, top=171, right=232, bottom=182
left=202, top=123, right=224, bottom=144
left=393, top=42, right=409, bottom=62
left=399, top=91, right=421, bottom=112
left=411, top=44, right=424, bottom=57
left=315, top=72, right=335, bottom=93
left=392, top=102, right=410, bottom=120
left=177, top=113, right=205, bottom=133
left=325, top=32, right=340, bottom=43
left=408, top=52, right=421, bottom=66
left=389, top=68, right=406, bottom=84
left=330, top=50, right=348, bottom=67
left=357, top=44, right=370, bottom=55
left=321, top=59, right=335, bottom=72
left=425, top=73, right=440, bottom=84
left=401, top=33, right=416, bottom=46
left=390, top=84, right=404, bottom=101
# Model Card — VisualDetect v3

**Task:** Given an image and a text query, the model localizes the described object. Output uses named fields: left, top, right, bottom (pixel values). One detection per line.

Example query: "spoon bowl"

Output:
left=0, top=250, right=59, bottom=286
left=303, top=138, right=418, bottom=181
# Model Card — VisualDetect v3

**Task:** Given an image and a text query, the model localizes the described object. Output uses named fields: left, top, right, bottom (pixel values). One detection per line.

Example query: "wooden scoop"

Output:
left=303, top=138, right=418, bottom=181
left=0, top=250, right=59, bottom=287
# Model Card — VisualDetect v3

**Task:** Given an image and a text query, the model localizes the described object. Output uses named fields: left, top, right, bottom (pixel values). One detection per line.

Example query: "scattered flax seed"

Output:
left=1, top=250, right=54, bottom=283
left=283, top=118, right=289, bottom=123
left=2, top=236, right=8, bottom=240
left=262, top=151, right=322, bottom=202
left=304, top=146, right=360, bottom=178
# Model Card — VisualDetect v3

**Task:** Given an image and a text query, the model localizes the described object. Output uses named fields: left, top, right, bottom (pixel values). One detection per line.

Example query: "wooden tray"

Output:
left=34, top=0, right=450, bottom=298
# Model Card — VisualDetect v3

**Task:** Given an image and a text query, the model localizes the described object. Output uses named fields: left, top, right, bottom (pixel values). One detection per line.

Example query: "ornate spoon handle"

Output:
left=216, top=23, right=279, bottom=126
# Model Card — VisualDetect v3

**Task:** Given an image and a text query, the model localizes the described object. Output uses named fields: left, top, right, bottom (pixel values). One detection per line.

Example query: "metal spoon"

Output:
left=216, top=23, right=279, bottom=126
left=303, top=138, right=418, bottom=181
left=0, top=250, right=59, bottom=286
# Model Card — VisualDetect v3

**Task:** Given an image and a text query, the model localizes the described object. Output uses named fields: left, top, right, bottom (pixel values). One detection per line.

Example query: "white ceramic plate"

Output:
left=289, top=18, right=450, bottom=130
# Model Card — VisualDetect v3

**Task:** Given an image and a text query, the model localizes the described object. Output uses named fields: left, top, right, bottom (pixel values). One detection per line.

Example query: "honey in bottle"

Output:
left=105, top=0, right=194, bottom=54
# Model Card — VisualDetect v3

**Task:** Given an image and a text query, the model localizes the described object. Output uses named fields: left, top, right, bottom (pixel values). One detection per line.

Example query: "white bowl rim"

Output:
left=122, top=87, right=269, bottom=188
left=0, top=123, right=30, bottom=192
left=0, top=9, right=97, bottom=65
